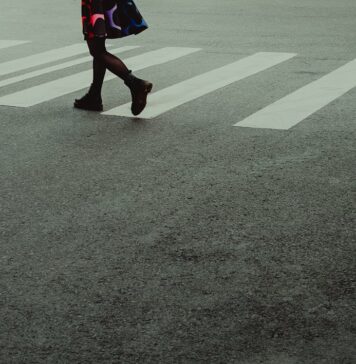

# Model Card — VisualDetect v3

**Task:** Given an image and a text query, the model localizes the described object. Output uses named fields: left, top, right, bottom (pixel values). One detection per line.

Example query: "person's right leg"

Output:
left=75, top=37, right=122, bottom=111
left=90, top=57, right=106, bottom=97
left=73, top=38, right=108, bottom=111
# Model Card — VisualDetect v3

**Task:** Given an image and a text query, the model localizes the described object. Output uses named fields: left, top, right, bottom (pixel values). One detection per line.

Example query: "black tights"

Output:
left=86, top=37, right=131, bottom=96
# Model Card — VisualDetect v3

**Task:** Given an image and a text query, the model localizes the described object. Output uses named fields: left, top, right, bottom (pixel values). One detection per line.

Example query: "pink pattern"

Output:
left=90, top=14, right=105, bottom=27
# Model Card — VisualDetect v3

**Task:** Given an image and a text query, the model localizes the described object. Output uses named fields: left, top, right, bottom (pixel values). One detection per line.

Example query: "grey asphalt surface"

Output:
left=0, top=0, right=355, bottom=363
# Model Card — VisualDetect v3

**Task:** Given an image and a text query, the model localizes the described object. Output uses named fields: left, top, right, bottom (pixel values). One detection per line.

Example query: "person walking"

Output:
left=74, top=0, right=152, bottom=115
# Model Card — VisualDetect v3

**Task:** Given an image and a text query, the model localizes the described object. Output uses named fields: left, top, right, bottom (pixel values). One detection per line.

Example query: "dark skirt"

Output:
left=81, top=0, right=148, bottom=40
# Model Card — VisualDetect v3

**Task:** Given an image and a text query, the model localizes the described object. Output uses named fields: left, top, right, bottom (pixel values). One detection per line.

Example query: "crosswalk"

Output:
left=1, top=40, right=355, bottom=130
left=0, top=47, right=201, bottom=107
left=103, top=52, right=296, bottom=119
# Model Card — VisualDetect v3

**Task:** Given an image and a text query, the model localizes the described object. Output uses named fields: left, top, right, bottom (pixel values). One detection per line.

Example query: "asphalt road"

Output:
left=0, top=0, right=355, bottom=363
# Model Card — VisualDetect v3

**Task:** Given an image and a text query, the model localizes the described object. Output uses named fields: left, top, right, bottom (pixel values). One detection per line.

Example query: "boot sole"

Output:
left=73, top=102, right=103, bottom=112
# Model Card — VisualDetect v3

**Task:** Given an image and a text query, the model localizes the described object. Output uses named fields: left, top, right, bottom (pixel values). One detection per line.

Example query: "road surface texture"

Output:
left=0, top=0, right=355, bottom=362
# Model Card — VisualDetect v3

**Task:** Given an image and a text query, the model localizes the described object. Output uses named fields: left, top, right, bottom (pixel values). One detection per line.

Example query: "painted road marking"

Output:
left=0, top=47, right=201, bottom=107
left=0, top=40, right=31, bottom=50
left=0, top=46, right=139, bottom=88
left=234, top=58, right=356, bottom=130
left=0, top=43, right=90, bottom=77
left=102, top=52, right=296, bottom=119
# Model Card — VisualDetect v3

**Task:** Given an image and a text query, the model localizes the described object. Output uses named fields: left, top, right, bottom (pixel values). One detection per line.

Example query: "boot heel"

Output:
left=144, top=82, right=153, bottom=93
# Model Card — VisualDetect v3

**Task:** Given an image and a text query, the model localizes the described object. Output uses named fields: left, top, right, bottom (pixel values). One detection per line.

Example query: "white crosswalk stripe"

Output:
left=0, top=46, right=139, bottom=88
left=0, top=47, right=201, bottom=107
left=0, top=43, right=91, bottom=77
left=0, top=40, right=31, bottom=50
left=234, top=58, right=356, bottom=130
left=102, top=52, right=296, bottom=119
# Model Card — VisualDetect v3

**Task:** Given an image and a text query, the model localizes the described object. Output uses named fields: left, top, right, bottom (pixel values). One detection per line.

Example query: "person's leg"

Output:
left=75, top=36, right=153, bottom=115
left=86, top=38, right=107, bottom=97
left=88, top=37, right=153, bottom=115
left=87, top=37, right=131, bottom=82
left=89, top=57, right=106, bottom=96
left=74, top=38, right=107, bottom=111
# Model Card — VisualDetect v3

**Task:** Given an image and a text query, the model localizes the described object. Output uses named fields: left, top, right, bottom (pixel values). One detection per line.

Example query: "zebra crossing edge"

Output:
left=0, top=40, right=31, bottom=50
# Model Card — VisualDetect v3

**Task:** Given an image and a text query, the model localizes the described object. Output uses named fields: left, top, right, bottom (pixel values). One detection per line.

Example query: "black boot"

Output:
left=74, top=84, right=103, bottom=112
left=124, top=72, right=153, bottom=116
